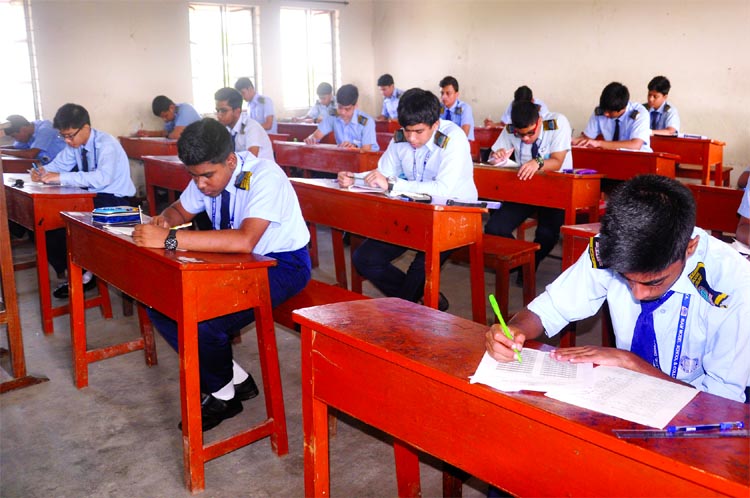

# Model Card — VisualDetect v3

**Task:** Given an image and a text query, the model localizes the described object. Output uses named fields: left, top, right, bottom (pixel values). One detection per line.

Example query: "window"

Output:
left=280, top=8, right=339, bottom=110
left=0, top=0, right=40, bottom=120
left=188, top=3, right=258, bottom=113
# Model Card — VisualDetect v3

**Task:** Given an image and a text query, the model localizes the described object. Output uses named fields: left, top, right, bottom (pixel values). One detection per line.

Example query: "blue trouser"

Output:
left=352, top=239, right=451, bottom=303
left=484, top=201, right=565, bottom=268
left=147, top=247, right=311, bottom=393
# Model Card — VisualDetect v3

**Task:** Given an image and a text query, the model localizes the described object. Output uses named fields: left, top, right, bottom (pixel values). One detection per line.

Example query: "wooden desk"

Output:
left=118, top=136, right=178, bottom=161
left=277, top=122, right=318, bottom=142
left=3, top=174, right=111, bottom=334
left=62, top=212, right=288, bottom=492
left=141, top=155, right=191, bottom=215
left=473, top=126, right=503, bottom=149
left=652, top=136, right=726, bottom=186
left=375, top=120, right=401, bottom=133
left=474, top=165, right=602, bottom=225
left=571, top=147, right=678, bottom=181
left=297, top=298, right=750, bottom=498
left=1, top=155, right=38, bottom=173
left=291, top=179, right=487, bottom=323
left=687, top=184, right=744, bottom=235
left=273, top=142, right=383, bottom=176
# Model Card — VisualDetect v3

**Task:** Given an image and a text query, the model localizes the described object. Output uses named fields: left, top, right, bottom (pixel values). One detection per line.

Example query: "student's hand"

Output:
left=550, top=346, right=639, bottom=369
left=303, top=135, right=317, bottom=145
left=30, top=166, right=46, bottom=182
left=572, top=135, right=599, bottom=148
left=365, top=170, right=388, bottom=190
left=483, top=118, right=495, bottom=127
left=291, top=116, right=301, bottom=123
left=135, top=129, right=147, bottom=137
left=485, top=324, right=526, bottom=363
left=337, top=171, right=355, bottom=188
left=40, top=171, right=60, bottom=184
left=518, top=160, right=541, bottom=181
left=488, top=148, right=512, bottom=165
left=132, top=224, right=169, bottom=248
left=339, top=141, right=359, bottom=149
left=149, top=215, right=171, bottom=229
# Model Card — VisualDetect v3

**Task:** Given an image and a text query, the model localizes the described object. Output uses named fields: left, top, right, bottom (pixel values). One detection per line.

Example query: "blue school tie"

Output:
left=231, top=132, right=237, bottom=150
left=650, top=111, right=659, bottom=130
left=219, top=189, right=231, bottom=229
left=445, top=108, right=451, bottom=121
left=612, top=119, right=620, bottom=141
left=81, top=148, right=89, bottom=172
left=630, top=290, right=674, bottom=366
left=531, top=140, right=540, bottom=160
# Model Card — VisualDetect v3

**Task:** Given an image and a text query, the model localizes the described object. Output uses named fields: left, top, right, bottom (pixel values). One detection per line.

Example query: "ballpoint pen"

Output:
left=170, top=222, right=193, bottom=230
left=666, top=421, right=744, bottom=433
left=488, top=294, right=522, bottom=363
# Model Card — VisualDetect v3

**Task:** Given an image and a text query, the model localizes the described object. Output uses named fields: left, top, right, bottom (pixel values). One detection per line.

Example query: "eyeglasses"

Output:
left=512, top=120, right=539, bottom=138
left=59, top=126, right=84, bottom=141
left=215, top=107, right=233, bottom=115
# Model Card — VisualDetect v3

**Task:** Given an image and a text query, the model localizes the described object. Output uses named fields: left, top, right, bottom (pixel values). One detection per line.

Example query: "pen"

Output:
left=139, top=205, right=143, bottom=224
left=170, top=222, right=193, bottom=230
left=666, top=421, right=744, bottom=433
left=488, top=294, right=522, bottom=363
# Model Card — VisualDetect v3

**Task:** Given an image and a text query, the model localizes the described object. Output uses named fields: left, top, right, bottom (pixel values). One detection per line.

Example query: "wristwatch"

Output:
left=534, top=156, right=545, bottom=170
left=164, top=229, right=178, bottom=251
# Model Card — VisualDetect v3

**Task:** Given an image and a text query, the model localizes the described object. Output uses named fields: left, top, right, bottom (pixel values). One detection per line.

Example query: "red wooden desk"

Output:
left=687, top=184, right=744, bottom=235
left=1, top=155, right=38, bottom=173
left=652, top=135, right=726, bottom=186
left=273, top=142, right=383, bottom=176
left=291, top=179, right=487, bottom=323
left=277, top=122, right=318, bottom=142
left=297, top=298, right=750, bottom=498
left=118, top=136, right=178, bottom=160
left=141, top=155, right=191, bottom=215
left=571, top=147, right=678, bottom=180
left=375, top=120, right=401, bottom=133
left=62, top=212, right=288, bottom=492
left=473, top=126, right=503, bottom=149
left=3, top=173, right=111, bottom=334
left=474, top=165, right=602, bottom=225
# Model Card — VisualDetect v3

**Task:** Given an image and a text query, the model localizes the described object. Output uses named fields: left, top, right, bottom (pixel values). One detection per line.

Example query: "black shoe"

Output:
left=52, top=276, right=97, bottom=299
left=178, top=393, right=243, bottom=432
left=235, top=374, right=259, bottom=401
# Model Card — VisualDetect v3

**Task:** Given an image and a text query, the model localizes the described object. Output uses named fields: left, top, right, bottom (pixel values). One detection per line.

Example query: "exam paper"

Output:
left=103, top=225, right=135, bottom=237
left=545, top=366, right=699, bottom=429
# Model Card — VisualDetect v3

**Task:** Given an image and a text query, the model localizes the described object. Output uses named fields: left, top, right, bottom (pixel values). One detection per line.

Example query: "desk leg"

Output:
left=468, top=235, right=486, bottom=324
left=393, top=440, right=421, bottom=497
left=330, top=228, right=348, bottom=289
left=34, top=228, right=54, bottom=334
left=302, top=325, right=330, bottom=497
left=422, top=249, right=440, bottom=310
left=69, top=260, right=89, bottom=388
left=147, top=186, right=157, bottom=216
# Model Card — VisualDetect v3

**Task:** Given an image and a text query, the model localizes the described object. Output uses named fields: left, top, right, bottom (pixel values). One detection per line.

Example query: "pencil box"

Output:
left=92, top=206, right=141, bottom=224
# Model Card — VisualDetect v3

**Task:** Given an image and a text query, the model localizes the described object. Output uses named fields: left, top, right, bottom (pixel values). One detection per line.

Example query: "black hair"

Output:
left=214, top=87, right=243, bottom=110
left=598, top=175, right=696, bottom=274
left=377, top=73, right=394, bottom=86
left=513, top=85, right=533, bottom=102
left=336, top=84, right=359, bottom=106
left=234, top=77, right=254, bottom=91
left=316, top=82, right=333, bottom=96
left=4, top=114, right=30, bottom=135
left=439, top=76, right=459, bottom=92
left=53, top=103, right=91, bottom=130
left=151, top=95, right=174, bottom=116
left=397, top=88, right=440, bottom=128
left=647, top=76, right=671, bottom=95
left=599, top=82, right=630, bottom=112
left=177, top=118, right=233, bottom=166
left=510, top=101, right=540, bottom=129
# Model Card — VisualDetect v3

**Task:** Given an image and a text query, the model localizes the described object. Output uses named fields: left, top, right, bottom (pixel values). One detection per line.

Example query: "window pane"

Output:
left=227, top=7, right=255, bottom=86
left=189, top=4, right=224, bottom=112
left=0, top=1, right=37, bottom=120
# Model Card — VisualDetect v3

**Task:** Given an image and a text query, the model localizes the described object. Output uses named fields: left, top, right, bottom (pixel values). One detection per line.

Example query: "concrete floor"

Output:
left=1, top=225, right=602, bottom=497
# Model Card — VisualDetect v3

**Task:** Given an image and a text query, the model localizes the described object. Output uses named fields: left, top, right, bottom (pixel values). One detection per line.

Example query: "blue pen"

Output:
left=666, top=421, right=744, bottom=433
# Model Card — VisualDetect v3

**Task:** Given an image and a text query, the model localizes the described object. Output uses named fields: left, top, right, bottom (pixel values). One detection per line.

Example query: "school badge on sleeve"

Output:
left=235, top=171, right=253, bottom=191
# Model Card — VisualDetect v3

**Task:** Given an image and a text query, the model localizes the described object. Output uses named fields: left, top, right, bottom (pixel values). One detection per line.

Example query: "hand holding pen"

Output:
left=487, top=294, right=522, bottom=363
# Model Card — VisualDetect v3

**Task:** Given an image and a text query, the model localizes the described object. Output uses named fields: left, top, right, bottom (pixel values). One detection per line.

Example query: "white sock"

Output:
left=82, top=271, right=93, bottom=284
left=211, top=379, right=235, bottom=401
left=232, top=360, right=249, bottom=384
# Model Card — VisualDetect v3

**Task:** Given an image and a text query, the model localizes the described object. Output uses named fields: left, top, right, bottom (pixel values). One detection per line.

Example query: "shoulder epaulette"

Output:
left=434, top=130, right=450, bottom=149
left=239, top=120, right=246, bottom=135
left=393, top=129, right=406, bottom=143
left=664, top=103, right=671, bottom=112
left=357, top=114, right=369, bottom=126
left=455, top=105, right=463, bottom=116
left=642, top=102, right=649, bottom=109
left=257, top=96, right=266, bottom=104
left=234, top=171, right=253, bottom=191
left=542, top=119, right=558, bottom=131
left=440, top=106, right=446, bottom=115
left=688, top=262, right=729, bottom=307
left=629, top=109, right=639, bottom=120
left=328, top=107, right=337, bottom=116
left=505, top=124, right=515, bottom=134
left=588, top=237, right=606, bottom=269
left=594, top=107, right=604, bottom=116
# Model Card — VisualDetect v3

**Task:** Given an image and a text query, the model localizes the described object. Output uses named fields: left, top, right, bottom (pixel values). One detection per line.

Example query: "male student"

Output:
left=483, top=85, right=549, bottom=128
left=376, top=73, right=403, bottom=121
left=572, top=82, right=652, bottom=151
left=439, top=76, right=475, bottom=140
left=214, top=87, right=273, bottom=161
left=738, top=186, right=750, bottom=247
left=337, top=88, right=477, bottom=311
left=1, top=115, right=66, bottom=164
left=234, top=77, right=277, bottom=133
left=293, top=82, right=335, bottom=123
left=137, top=95, right=201, bottom=139
left=645, top=75, right=681, bottom=136
left=304, top=84, right=379, bottom=151
left=31, top=103, right=136, bottom=296
left=132, top=118, right=310, bottom=431
left=486, top=174, right=750, bottom=403
left=485, top=101, right=573, bottom=268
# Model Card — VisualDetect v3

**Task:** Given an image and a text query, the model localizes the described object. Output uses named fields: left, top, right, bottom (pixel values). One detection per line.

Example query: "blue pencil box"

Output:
left=92, top=206, right=141, bottom=224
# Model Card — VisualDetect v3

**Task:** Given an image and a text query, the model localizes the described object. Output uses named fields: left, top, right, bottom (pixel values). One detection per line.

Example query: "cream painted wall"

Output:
left=369, top=0, right=750, bottom=171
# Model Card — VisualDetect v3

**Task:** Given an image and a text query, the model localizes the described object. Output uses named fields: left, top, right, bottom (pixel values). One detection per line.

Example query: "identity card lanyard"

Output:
left=651, top=293, right=691, bottom=378
left=412, top=149, right=431, bottom=182
left=210, top=154, right=244, bottom=229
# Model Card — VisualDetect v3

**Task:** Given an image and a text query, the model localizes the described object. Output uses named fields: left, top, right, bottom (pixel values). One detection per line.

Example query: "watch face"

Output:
left=165, top=231, right=178, bottom=251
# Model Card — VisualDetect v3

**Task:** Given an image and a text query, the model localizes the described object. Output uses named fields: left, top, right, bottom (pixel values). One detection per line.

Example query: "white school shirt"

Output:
left=229, top=114, right=274, bottom=161
left=490, top=112, right=573, bottom=170
left=582, top=101, right=652, bottom=151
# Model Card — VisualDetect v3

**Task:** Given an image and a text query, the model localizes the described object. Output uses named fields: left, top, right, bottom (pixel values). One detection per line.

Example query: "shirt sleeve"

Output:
left=29, top=127, right=56, bottom=154
left=547, top=115, right=572, bottom=155
left=361, top=118, right=379, bottom=151
left=57, top=140, right=120, bottom=190
left=500, top=102, right=513, bottom=124
left=377, top=144, right=404, bottom=179
left=582, top=113, right=600, bottom=139
left=738, top=187, right=750, bottom=218
left=264, top=97, right=275, bottom=117
left=665, top=106, right=681, bottom=132
left=316, top=115, right=334, bottom=137
left=490, top=128, right=514, bottom=152
left=179, top=181, right=207, bottom=215
left=175, top=105, right=201, bottom=127
left=44, top=146, right=77, bottom=173
left=244, top=120, right=266, bottom=150
left=630, top=111, right=652, bottom=147
left=306, top=104, right=320, bottom=120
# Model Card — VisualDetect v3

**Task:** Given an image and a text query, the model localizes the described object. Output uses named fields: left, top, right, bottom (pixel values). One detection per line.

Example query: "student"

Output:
left=214, top=87, right=273, bottom=161
left=137, top=96, right=201, bottom=139
left=293, top=82, right=335, bottom=123
left=485, top=101, right=573, bottom=268
left=234, top=77, right=277, bottom=133
left=483, top=85, right=549, bottom=128
left=439, top=76, right=474, bottom=140
left=304, top=84, right=379, bottom=151
left=337, top=88, right=478, bottom=311
left=31, top=103, right=136, bottom=296
left=486, top=175, right=750, bottom=403
left=1, top=114, right=66, bottom=164
left=571, top=82, right=652, bottom=151
left=645, top=76, right=680, bottom=136
left=376, top=73, right=403, bottom=121
left=738, top=186, right=750, bottom=247
left=132, top=118, right=311, bottom=431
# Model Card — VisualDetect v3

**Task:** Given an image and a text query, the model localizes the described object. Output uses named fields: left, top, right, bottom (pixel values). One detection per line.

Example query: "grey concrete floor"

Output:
left=1, top=225, right=601, bottom=497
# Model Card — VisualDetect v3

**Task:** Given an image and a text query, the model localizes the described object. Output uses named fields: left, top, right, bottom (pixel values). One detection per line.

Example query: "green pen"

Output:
left=488, top=294, right=522, bottom=363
